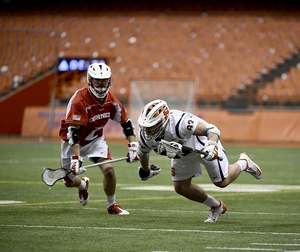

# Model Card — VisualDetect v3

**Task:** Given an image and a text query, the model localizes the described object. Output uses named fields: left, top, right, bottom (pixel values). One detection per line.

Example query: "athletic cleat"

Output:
left=78, top=177, right=89, bottom=206
left=239, top=153, right=262, bottom=180
left=204, top=200, right=227, bottom=223
left=107, top=203, right=130, bottom=215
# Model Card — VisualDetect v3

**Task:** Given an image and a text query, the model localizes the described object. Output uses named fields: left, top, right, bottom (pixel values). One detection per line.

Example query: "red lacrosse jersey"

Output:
left=59, top=87, right=129, bottom=146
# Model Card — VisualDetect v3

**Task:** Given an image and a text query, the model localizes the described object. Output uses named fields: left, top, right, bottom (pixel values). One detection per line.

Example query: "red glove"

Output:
left=70, top=155, right=86, bottom=174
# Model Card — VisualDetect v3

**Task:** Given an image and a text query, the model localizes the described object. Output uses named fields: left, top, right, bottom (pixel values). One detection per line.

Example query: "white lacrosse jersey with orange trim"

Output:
left=139, top=109, right=209, bottom=157
left=139, top=109, right=229, bottom=182
left=59, top=87, right=129, bottom=146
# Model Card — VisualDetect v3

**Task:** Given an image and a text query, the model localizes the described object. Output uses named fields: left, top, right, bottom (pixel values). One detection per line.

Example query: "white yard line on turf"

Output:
left=0, top=200, right=26, bottom=204
left=1, top=224, right=300, bottom=236
left=205, top=247, right=283, bottom=251
left=5, top=205, right=300, bottom=217
left=250, top=243, right=300, bottom=246
left=121, top=184, right=300, bottom=193
left=0, top=158, right=59, bottom=163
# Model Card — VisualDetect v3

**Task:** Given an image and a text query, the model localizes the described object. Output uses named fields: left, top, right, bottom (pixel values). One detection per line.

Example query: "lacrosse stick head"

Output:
left=160, top=140, right=182, bottom=159
left=42, top=167, right=69, bottom=186
left=138, top=99, right=170, bottom=141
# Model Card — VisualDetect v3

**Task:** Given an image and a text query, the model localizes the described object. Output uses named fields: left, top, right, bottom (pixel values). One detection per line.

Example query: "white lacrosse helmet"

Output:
left=138, top=99, right=170, bottom=141
left=87, top=62, right=112, bottom=99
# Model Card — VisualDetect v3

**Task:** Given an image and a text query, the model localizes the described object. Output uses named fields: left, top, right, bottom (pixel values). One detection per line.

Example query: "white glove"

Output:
left=138, top=164, right=161, bottom=181
left=127, top=142, right=139, bottom=163
left=70, top=155, right=86, bottom=175
left=156, top=141, right=166, bottom=155
left=165, top=141, right=182, bottom=159
left=201, top=140, right=218, bottom=161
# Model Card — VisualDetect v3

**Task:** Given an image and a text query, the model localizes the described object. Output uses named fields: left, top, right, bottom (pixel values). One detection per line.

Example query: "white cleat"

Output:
left=204, top=200, right=227, bottom=223
left=239, top=153, right=262, bottom=180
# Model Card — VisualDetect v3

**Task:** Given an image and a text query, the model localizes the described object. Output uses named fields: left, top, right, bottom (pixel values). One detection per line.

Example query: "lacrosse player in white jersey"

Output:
left=137, top=99, right=262, bottom=223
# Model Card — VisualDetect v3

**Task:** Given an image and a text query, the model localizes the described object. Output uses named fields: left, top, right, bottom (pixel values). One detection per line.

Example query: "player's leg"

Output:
left=62, top=169, right=90, bottom=206
left=173, top=177, right=207, bottom=202
left=214, top=163, right=242, bottom=188
left=202, top=141, right=242, bottom=188
left=63, top=175, right=82, bottom=187
left=98, top=161, right=129, bottom=215
left=171, top=158, right=226, bottom=222
left=85, top=137, right=129, bottom=215
left=206, top=156, right=261, bottom=188
left=98, top=161, right=116, bottom=196
left=61, top=140, right=90, bottom=205
left=173, top=178, right=227, bottom=223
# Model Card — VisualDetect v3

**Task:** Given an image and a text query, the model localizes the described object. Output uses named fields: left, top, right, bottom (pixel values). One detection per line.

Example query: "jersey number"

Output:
left=85, top=126, right=104, bottom=141
left=187, top=120, right=194, bottom=131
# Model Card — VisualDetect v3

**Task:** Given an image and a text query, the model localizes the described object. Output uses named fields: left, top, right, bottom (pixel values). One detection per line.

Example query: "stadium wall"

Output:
left=0, top=71, right=54, bottom=135
left=20, top=106, right=300, bottom=144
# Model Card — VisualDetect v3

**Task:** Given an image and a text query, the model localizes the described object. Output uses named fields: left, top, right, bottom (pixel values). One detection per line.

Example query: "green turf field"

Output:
left=0, top=142, right=299, bottom=252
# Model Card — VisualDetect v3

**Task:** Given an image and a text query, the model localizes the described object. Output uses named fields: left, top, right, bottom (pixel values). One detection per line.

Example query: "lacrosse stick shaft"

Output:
left=42, top=157, right=128, bottom=187
left=83, top=157, right=128, bottom=169
left=161, top=139, right=223, bottom=161
left=182, top=146, right=223, bottom=161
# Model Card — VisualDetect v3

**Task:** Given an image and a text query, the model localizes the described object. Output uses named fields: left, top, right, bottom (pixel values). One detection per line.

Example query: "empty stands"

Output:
left=1, top=1, right=299, bottom=107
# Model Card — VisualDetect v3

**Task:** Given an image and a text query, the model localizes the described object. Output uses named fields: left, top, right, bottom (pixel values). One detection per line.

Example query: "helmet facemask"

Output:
left=88, top=75, right=111, bottom=99
left=140, top=118, right=168, bottom=141
left=87, top=63, right=112, bottom=99
left=138, top=100, right=170, bottom=141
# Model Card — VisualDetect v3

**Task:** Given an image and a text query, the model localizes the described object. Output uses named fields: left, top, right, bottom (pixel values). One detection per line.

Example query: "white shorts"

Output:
left=61, top=135, right=111, bottom=183
left=171, top=141, right=229, bottom=183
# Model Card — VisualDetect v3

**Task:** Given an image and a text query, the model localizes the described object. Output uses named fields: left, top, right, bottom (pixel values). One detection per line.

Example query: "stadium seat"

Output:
left=1, top=2, right=300, bottom=108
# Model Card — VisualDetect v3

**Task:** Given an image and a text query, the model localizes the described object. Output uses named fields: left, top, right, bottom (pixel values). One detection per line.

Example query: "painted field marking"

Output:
left=1, top=204, right=299, bottom=217
left=121, top=184, right=300, bottom=193
left=0, top=200, right=26, bottom=205
left=205, top=242, right=300, bottom=251
left=0, top=158, right=59, bottom=163
left=124, top=209, right=300, bottom=216
left=1, top=224, right=299, bottom=236
left=0, top=196, right=182, bottom=207
left=251, top=243, right=300, bottom=246
left=205, top=247, right=282, bottom=251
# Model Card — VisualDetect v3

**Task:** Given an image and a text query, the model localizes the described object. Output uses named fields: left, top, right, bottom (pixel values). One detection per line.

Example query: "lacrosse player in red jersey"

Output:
left=59, top=62, right=139, bottom=215
left=137, top=99, right=262, bottom=222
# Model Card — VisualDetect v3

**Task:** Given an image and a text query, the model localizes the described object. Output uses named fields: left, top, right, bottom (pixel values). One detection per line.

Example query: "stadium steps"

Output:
left=221, top=51, right=300, bottom=110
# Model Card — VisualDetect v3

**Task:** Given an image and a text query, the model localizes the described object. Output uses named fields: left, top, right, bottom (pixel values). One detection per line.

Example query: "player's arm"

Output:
left=67, top=124, right=80, bottom=154
left=137, top=144, right=161, bottom=181
left=193, top=121, right=220, bottom=142
left=67, top=124, right=85, bottom=174
left=193, top=122, right=221, bottom=161
left=121, top=119, right=139, bottom=163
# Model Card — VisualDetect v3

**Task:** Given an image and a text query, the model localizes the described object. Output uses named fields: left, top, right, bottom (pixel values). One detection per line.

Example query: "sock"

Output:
left=203, top=194, right=220, bottom=208
left=237, top=160, right=248, bottom=171
left=77, top=180, right=86, bottom=191
left=106, top=194, right=115, bottom=207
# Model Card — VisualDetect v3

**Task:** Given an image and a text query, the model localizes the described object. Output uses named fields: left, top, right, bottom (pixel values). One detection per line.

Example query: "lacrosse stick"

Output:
left=160, top=139, right=223, bottom=161
left=42, top=157, right=128, bottom=187
left=181, top=145, right=223, bottom=161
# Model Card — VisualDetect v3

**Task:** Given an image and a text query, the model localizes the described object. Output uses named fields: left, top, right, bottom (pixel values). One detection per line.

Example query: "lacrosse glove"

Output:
left=201, top=140, right=218, bottom=161
left=70, top=155, right=86, bottom=175
left=166, top=141, right=182, bottom=159
left=126, top=142, right=139, bottom=163
left=138, top=164, right=161, bottom=181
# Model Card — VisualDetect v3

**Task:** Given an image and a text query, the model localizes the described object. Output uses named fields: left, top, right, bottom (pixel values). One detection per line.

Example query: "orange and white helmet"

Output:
left=138, top=99, right=170, bottom=141
left=87, top=63, right=112, bottom=99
